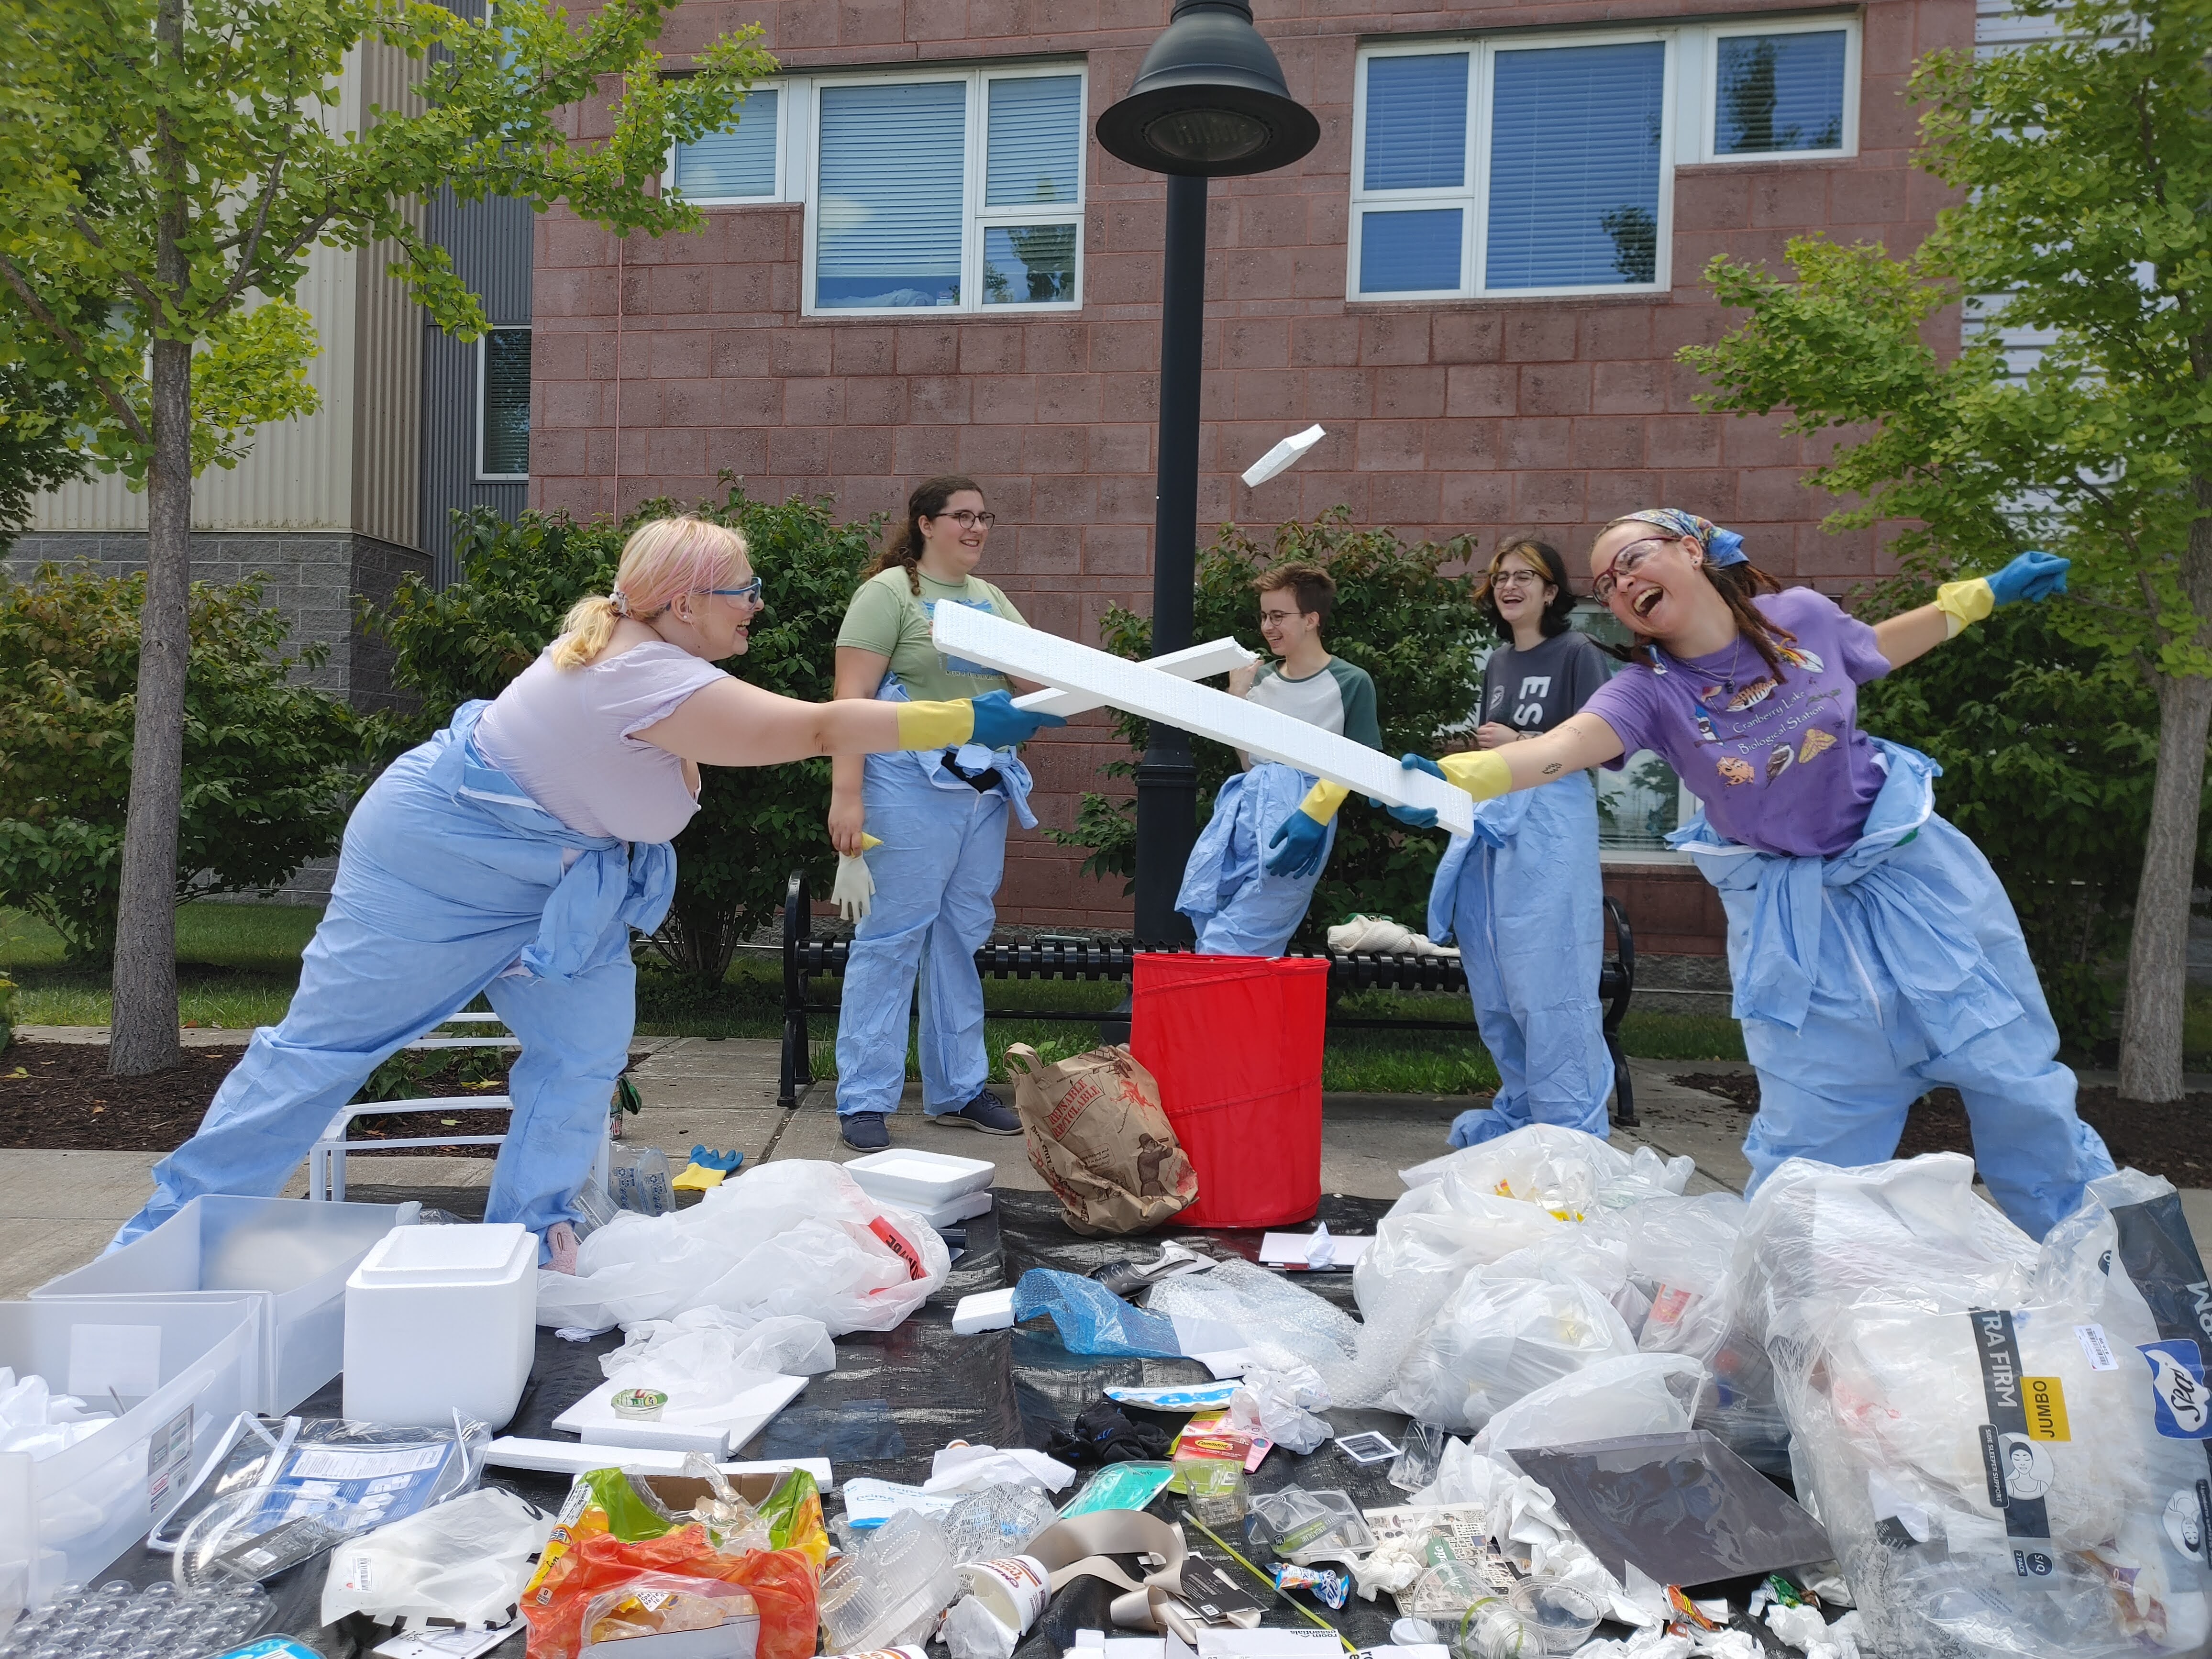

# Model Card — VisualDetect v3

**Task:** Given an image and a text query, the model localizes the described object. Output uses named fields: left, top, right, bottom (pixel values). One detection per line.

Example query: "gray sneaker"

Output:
left=840, top=1112, right=892, bottom=1151
left=934, top=1088, right=1021, bottom=1135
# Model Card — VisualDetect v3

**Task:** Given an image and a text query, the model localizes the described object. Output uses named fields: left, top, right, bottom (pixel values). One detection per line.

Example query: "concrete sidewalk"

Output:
left=1, top=1037, right=2198, bottom=1295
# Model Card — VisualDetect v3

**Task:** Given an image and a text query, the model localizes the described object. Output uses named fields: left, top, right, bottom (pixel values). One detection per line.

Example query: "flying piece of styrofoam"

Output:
left=1013, top=637, right=1257, bottom=718
left=933, top=604, right=1474, bottom=837
left=1241, top=424, right=1327, bottom=488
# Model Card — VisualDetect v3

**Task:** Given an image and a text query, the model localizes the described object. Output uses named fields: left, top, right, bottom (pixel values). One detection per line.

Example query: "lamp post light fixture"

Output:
left=1096, top=0, right=1318, bottom=950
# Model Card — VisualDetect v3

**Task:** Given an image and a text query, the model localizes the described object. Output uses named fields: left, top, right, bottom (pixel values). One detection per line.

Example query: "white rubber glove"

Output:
left=832, top=832, right=883, bottom=921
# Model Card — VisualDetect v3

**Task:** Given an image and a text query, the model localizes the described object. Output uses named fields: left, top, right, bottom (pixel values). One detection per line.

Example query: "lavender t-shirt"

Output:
left=1580, top=588, right=1891, bottom=858
left=474, top=642, right=729, bottom=843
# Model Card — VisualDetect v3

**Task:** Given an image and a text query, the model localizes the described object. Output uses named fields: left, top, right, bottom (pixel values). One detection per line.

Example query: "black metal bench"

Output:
left=777, top=869, right=1637, bottom=1127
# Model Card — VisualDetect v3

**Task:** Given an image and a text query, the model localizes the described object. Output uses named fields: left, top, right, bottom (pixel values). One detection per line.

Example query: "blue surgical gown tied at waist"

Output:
left=1176, top=761, right=1336, bottom=958
left=111, top=701, right=676, bottom=1250
left=1669, top=737, right=2112, bottom=1239
left=832, top=677, right=1033, bottom=1120
left=1427, top=770, right=1615, bottom=1146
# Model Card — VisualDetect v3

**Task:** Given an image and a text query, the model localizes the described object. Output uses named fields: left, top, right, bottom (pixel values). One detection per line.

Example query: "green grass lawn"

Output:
left=2, top=903, right=1754, bottom=1090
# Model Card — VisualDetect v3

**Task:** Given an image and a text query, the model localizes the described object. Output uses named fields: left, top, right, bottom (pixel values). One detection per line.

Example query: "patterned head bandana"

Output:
left=1620, top=508, right=1747, bottom=568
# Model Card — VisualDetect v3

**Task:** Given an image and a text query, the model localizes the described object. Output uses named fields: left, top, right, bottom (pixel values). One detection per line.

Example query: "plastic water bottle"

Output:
left=637, top=1147, right=674, bottom=1216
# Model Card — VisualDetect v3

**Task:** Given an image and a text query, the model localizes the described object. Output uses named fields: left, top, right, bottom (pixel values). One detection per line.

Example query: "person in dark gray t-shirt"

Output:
left=1401, top=537, right=1617, bottom=1148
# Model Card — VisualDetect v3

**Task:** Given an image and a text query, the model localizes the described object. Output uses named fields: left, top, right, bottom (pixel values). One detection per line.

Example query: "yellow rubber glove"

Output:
left=1934, top=577, right=1994, bottom=639
left=1436, top=750, right=1513, bottom=801
left=893, top=699, right=976, bottom=751
left=1295, top=779, right=1351, bottom=824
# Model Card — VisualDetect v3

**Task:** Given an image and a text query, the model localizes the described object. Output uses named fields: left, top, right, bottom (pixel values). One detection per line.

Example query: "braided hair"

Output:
left=864, top=475, right=985, bottom=596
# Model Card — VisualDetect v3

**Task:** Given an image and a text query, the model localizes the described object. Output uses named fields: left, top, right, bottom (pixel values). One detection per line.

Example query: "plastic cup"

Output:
left=1508, top=1581, right=1604, bottom=1655
left=1174, top=1457, right=1248, bottom=1527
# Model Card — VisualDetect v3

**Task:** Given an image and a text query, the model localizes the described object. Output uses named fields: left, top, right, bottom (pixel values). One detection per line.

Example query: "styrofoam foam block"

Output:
left=953, top=1288, right=1017, bottom=1335
left=1012, top=637, right=1255, bottom=719
left=935, top=605, right=1474, bottom=837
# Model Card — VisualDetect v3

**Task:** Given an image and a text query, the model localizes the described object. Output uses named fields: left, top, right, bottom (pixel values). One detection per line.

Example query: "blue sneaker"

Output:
left=934, top=1088, right=1021, bottom=1135
left=840, top=1112, right=891, bottom=1151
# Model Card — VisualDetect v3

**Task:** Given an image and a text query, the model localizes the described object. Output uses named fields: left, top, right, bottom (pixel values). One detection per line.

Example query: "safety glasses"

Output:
left=703, top=576, right=764, bottom=606
left=1591, top=537, right=1678, bottom=602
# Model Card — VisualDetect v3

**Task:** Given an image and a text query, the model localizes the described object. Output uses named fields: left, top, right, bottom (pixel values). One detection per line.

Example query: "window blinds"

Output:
left=816, top=81, right=967, bottom=309
left=985, top=75, right=1082, bottom=206
left=1485, top=41, right=1666, bottom=289
left=1363, top=53, right=1470, bottom=190
left=671, top=88, right=778, bottom=199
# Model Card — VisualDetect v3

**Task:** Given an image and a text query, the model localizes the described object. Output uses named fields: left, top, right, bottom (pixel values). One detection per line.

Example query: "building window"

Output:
left=1350, top=20, right=1858, bottom=302
left=1352, top=35, right=1672, bottom=300
left=1706, top=23, right=1856, bottom=159
left=668, top=87, right=782, bottom=202
left=478, top=327, right=530, bottom=482
left=805, top=66, right=1084, bottom=315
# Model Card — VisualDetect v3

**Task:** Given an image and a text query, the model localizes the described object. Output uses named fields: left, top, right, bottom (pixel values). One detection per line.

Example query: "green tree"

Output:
left=1052, top=509, right=1483, bottom=945
left=1857, top=581, right=2212, bottom=1051
left=0, top=0, right=774, bottom=1074
left=0, top=563, right=360, bottom=965
left=365, top=484, right=880, bottom=984
left=0, top=363, right=90, bottom=549
left=1681, top=0, right=2212, bottom=1100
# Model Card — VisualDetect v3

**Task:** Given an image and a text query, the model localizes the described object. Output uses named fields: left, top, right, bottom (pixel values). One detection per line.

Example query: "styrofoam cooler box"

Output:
left=343, top=1223, right=535, bottom=1429
left=32, top=1196, right=418, bottom=1414
left=0, top=1298, right=260, bottom=1615
left=843, top=1149, right=995, bottom=1211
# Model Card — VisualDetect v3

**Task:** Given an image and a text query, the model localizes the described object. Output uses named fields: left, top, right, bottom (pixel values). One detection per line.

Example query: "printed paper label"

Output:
left=2076, top=1324, right=2118, bottom=1371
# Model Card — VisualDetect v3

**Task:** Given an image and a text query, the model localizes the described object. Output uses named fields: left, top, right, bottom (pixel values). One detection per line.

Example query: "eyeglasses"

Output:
left=1591, top=537, right=1676, bottom=602
left=1258, top=608, right=1305, bottom=625
left=703, top=576, right=764, bottom=606
left=1489, top=568, right=1549, bottom=590
left=931, top=509, right=997, bottom=529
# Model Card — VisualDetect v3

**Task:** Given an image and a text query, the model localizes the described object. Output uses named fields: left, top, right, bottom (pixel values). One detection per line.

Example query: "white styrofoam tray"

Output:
left=912, top=1189, right=994, bottom=1232
left=33, top=1195, right=419, bottom=1414
left=551, top=1372, right=808, bottom=1457
left=1012, top=637, right=1255, bottom=719
left=932, top=605, right=1475, bottom=836
left=842, top=1148, right=995, bottom=1208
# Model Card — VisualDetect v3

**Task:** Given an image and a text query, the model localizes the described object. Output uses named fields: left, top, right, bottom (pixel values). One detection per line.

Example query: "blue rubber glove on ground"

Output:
left=968, top=689, right=1066, bottom=749
left=1987, top=550, right=2069, bottom=605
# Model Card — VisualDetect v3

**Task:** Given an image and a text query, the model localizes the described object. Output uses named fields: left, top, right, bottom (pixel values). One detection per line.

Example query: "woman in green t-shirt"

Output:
left=828, top=476, right=1042, bottom=1150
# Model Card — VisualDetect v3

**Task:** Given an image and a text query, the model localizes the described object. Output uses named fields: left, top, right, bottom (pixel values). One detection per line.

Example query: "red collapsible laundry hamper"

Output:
left=1129, top=953, right=1329, bottom=1228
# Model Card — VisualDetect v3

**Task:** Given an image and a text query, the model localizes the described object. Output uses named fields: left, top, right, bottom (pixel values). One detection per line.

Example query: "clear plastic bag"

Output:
left=319, top=1486, right=552, bottom=1628
left=1733, top=1154, right=2210, bottom=1659
left=1398, top=1126, right=1692, bottom=1219
left=1474, top=1352, right=1704, bottom=1457
left=536, top=1160, right=950, bottom=1334
left=601, top=1309, right=837, bottom=1386
left=1144, top=1258, right=1360, bottom=1390
left=1390, top=1270, right=1639, bottom=1432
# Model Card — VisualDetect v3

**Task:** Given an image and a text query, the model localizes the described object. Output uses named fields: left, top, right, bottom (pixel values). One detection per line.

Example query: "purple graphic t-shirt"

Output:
left=1581, top=588, right=1892, bottom=858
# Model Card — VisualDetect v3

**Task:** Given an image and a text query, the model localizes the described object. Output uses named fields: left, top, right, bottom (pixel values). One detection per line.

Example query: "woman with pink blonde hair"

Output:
left=112, top=514, right=1062, bottom=1266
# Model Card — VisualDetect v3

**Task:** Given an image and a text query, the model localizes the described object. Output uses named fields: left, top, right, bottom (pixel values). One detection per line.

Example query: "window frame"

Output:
left=475, top=325, right=531, bottom=484
left=1699, top=16, right=1860, bottom=164
left=663, top=80, right=793, bottom=206
left=798, top=60, right=1088, bottom=319
left=1348, top=28, right=1680, bottom=304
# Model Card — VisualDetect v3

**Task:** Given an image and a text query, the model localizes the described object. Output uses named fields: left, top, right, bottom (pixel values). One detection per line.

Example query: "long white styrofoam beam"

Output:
left=933, top=605, right=1475, bottom=838
left=486, top=1438, right=835, bottom=1485
left=1012, top=637, right=1256, bottom=718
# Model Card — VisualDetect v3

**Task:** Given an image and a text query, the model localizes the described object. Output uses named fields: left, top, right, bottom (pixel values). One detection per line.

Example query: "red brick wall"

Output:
left=532, top=0, right=1968, bottom=934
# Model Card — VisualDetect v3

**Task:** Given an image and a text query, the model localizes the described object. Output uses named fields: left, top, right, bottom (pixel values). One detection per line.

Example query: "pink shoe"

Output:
left=545, top=1222, right=580, bottom=1275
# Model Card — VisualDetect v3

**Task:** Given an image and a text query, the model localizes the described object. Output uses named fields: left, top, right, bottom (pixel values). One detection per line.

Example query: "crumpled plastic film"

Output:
left=601, top=1309, right=838, bottom=1385
left=1732, top=1154, right=2210, bottom=1659
left=1338, top=1194, right=1570, bottom=1406
left=1144, top=1257, right=1360, bottom=1389
left=1388, top=1267, right=1639, bottom=1431
left=940, top=1486, right=1058, bottom=1566
left=1227, top=1365, right=1332, bottom=1454
left=1397, top=1125, right=1693, bottom=1217
left=320, top=1486, right=553, bottom=1629
left=1474, top=1352, right=1705, bottom=1459
left=1010, top=1270, right=1184, bottom=1358
left=535, top=1160, right=950, bottom=1334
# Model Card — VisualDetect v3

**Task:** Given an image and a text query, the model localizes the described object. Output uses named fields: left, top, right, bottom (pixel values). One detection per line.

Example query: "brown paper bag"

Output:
left=1004, top=1043, right=1199, bottom=1237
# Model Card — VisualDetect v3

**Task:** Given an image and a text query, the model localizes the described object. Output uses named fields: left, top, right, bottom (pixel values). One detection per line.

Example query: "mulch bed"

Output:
left=1673, top=1070, right=2212, bottom=1188
left=0, top=1042, right=539, bottom=1157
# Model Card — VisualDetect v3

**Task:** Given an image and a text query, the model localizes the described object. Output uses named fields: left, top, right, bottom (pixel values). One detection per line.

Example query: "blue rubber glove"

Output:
left=968, top=689, right=1067, bottom=749
left=1402, top=753, right=1448, bottom=781
left=1368, top=795, right=1438, bottom=828
left=1987, top=550, right=2069, bottom=605
left=1264, top=809, right=1331, bottom=879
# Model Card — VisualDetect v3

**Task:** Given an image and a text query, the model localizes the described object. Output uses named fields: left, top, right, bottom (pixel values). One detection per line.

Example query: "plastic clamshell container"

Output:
left=33, top=1196, right=418, bottom=1414
left=0, top=1297, right=261, bottom=1612
left=842, top=1150, right=995, bottom=1210
left=343, top=1222, right=535, bottom=1429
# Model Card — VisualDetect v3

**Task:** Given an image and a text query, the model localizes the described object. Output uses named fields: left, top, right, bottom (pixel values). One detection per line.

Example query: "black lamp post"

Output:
left=1096, top=0, right=1318, bottom=949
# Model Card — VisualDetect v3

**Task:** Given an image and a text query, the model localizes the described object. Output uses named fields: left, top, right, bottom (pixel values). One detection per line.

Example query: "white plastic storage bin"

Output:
left=0, top=1298, right=260, bottom=1615
left=343, top=1223, right=535, bottom=1429
left=33, top=1196, right=417, bottom=1414
left=842, top=1150, right=994, bottom=1211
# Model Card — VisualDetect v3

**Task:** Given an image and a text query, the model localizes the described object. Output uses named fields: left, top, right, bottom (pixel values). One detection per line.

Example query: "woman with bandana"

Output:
left=1389, top=509, right=2112, bottom=1239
